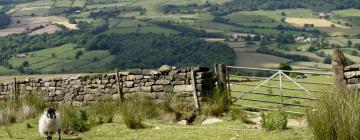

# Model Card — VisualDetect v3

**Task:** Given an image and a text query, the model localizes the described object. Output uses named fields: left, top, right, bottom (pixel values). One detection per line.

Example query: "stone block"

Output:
left=173, top=85, right=193, bottom=92
left=152, top=85, right=163, bottom=92
left=155, top=80, right=171, bottom=85
left=84, top=94, right=95, bottom=101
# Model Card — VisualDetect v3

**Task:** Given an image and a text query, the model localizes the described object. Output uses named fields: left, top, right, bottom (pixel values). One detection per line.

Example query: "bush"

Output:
left=307, top=90, right=360, bottom=140
left=0, top=95, right=47, bottom=126
left=207, top=88, right=230, bottom=116
left=121, top=98, right=145, bottom=129
left=59, top=106, right=88, bottom=132
left=260, top=110, right=288, bottom=131
left=87, top=101, right=119, bottom=126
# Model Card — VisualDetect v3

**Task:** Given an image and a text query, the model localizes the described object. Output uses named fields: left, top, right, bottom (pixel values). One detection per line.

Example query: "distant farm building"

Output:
left=15, top=53, right=29, bottom=58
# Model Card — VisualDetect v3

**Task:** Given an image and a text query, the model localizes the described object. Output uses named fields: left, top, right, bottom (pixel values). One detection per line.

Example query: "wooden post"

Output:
left=216, top=64, right=228, bottom=91
left=13, top=77, right=17, bottom=100
left=190, top=67, right=200, bottom=113
left=332, top=49, right=347, bottom=92
left=115, top=69, right=123, bottom=102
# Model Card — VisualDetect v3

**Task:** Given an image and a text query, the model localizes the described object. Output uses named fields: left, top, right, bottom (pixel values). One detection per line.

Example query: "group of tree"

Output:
left=256, top=46, right=310, bottom=61
left=208, top=0, right=360, bottom=16
left=0, top=26, right=235, bottom=72
left=153, top=21, right=224, bottom=38
left=0, top=12, right=11, bottom=28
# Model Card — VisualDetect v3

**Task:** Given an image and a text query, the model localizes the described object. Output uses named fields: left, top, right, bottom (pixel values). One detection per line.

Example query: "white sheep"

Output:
left=39, top=108, right=62, bottom=140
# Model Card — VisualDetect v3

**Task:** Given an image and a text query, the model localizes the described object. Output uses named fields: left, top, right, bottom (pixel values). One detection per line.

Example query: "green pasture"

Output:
left=12, top=6, right=50, bottom=16
left=54, top=0, right=73, bottom=8
left=8, top=43, right=114, bottom=73
left=0, top=66, right=19, bottom=75
left=0, top=115, right=310, bottom=140
left=72, top=0, right=86, bottom=7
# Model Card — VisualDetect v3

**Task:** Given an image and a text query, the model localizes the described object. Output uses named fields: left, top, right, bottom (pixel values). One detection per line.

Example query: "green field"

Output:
left=0, top=66, right=19, bottom=76
left=72, top=0, right=86, bottom=7
left=8, top=44, right=114, bottom=73
left=86, top=2, right=130, bottom=9
left=54, top=0, right=73, bottom=8
left=0, top=115, right=310, bottom=140
left=12, top=6, right=51, bottom=16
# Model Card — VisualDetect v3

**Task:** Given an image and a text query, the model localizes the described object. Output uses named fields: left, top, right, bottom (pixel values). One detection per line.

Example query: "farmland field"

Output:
left=72, top=0, right=86, bottom=7
left=0, top=16, right=67, bottom=37
left=54, top=0, right=73, bottom=8
left=8, top=43, right=114, bottom=73
left=285, top=18, right=347, bottom=28
left=12, top=6, right=51, bottom=16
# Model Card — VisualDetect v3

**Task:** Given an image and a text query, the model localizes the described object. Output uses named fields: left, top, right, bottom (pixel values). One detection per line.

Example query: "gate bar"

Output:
left=227, top=66, right=333, bottom=75
left=229, top=75, right=333, bottom=85
left=231, top=90, right=317, bottom=100
left=236, top=105, right=306, bottom=115
left=238, top=97, right=314, bottom=108
left=232, top=83, right=333, bottom=93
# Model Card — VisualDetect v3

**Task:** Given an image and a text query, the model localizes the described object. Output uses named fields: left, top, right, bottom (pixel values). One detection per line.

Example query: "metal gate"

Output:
left=226, top=66, right=334, bottom=114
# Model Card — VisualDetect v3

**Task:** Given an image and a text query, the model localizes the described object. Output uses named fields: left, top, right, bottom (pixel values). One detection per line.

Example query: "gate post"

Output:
left=216, top=64, right=228, bottom=91
left=331, top=49, right=347, bottom=92
left=215, top=64, right=231, bottom=106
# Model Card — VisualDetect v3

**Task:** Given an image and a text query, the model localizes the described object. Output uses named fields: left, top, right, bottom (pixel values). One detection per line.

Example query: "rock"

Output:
left=159, top=65, right=172, bottom=73
left=345, top=64, right=360, bottom=71
left=202, top=117, right=223, bottom=125
left=164, top=85, right=173, bottom=92
left=348, top=78, right=360, bottom=84
left=140, top=86, right=152, bottom=92
left=127, top=69, right=142, bottom=75
left=124, top=81, right=134, bottom=88
left=150, top=70, right=161, bottom=75
left=171, top=81, right=185, bottom=85
left=173, top=85, right=193, bottom=92
left=193, top=66, right=209, bottom=72
left=84, top=94, right=95, bottom=101
left=344, top=71, right=360, bottom=79
left=152, top=85, right=163, bottom=92
left=177, top=120, right=188, bottom=125
left=155, top=80, right=171, bottom=85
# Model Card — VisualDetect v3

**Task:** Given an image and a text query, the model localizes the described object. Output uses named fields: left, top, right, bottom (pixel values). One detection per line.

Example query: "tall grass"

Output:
left=307, top=90, right=360, bottom=140
left=260, top=110, right=288, bottom=131
left=0, top=95, right=47, bottom=126
left=121, top=97, right=146, bottom=129
left=204, top=87, right=230, bottom=116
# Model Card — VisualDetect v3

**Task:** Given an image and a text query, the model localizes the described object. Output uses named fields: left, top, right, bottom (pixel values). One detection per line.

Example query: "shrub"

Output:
left=0, top=95, right=47, bottom=126
left=121, top=98, right=145, bottom=129
left=307, top=90, right=360, bottom=140
left=59, top=106, right=88, bottom=132
left=207, top=88, right=230, bottom=116
left=260, top=110, right=288, bottom=131
left=88, top=101, right=119, bottom=126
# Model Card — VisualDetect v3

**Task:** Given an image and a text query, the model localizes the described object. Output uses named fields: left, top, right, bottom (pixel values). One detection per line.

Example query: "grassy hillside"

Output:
left=9, top=43, right=114, bottom=73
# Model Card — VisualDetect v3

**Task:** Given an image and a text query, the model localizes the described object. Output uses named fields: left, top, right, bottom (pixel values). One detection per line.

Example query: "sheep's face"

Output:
left=45, top=108, right=57, bottom=119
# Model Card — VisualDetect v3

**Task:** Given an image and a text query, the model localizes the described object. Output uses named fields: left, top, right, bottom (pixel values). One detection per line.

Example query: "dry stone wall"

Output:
left=344, top=64, right=360, bottom=89
left=0, top=66, right=214, bottom=107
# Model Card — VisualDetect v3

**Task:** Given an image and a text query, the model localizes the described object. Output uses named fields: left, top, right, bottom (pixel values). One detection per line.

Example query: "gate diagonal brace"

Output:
left=241, top=71, right=313, bottom=99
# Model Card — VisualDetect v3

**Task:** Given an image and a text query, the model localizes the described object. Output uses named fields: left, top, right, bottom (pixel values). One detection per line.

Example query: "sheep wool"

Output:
left=39, top=108, right=62, bottom=140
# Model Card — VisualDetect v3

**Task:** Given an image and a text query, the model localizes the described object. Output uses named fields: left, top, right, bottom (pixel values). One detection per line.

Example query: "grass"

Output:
left=0, top=115, right=310, bottom=140
left=0, top=66, right=19, bottom=76
left=86, top=2, right=130, bottom=9
left=72, top=0, right=86, bottom=7
left=54, top=0, right=73, bottom=8
left=307, top=90, right=360, bottom=140
left=261, top=110, right=288, bottom=131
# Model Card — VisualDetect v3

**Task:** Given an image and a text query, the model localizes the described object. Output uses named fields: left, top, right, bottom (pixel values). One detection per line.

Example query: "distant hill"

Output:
left=209, top=0, right=360, bottom=16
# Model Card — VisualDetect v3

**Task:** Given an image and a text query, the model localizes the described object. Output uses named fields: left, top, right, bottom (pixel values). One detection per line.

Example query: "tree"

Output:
left=22, top=61, right=29, bottom=67
left=75, top=50, right=83, bottom=59
left=323, top=56, right=332, bottom=64
left=278, top=63, right=292, bottom=71
left=348, top=40, right=353, bottom=46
